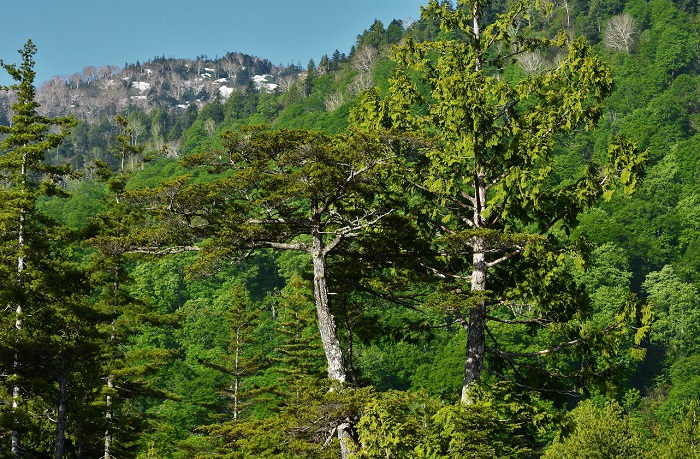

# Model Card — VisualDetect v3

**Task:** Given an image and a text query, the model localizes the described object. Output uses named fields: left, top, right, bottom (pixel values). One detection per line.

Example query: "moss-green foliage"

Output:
left=356, top=384, right=553, bottom=458
left=543, top=399, right=644, bottom=458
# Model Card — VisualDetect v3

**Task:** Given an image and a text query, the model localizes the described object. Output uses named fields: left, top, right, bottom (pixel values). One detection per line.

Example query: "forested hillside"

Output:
left=1, top=0, right=700, bottom=457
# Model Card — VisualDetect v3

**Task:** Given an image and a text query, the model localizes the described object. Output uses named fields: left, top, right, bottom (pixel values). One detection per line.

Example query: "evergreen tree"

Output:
left=353, top=0, right=649, bottom=403
left=271, top=275, right=326, bottom=396
left=199, top=283, right=266, bottom=421
left=84, top=117, right=179, bottom=459
left=125, top=125, right=409, bottom=458
left=0, top=39, right=77, bottom=458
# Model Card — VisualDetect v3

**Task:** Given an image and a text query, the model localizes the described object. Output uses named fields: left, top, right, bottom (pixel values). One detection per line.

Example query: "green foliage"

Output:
left=270, top=275, right=326, bottom=392
left=543, top=399, right=644, bottom=458
left=191, top=383, right=371, bottom=458
left=351, top=0, right=648, bottom=401
left=6, top=0, right=700, bottom=455
left=651, top=401, right=700, bottom=459
left=356, top=384, right=553, bottom=458
left=643, top=265, right=700, bottom=359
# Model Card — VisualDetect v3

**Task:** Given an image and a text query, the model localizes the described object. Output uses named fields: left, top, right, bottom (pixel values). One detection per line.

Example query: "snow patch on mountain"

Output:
left=131, top=81, right=151, bottom=92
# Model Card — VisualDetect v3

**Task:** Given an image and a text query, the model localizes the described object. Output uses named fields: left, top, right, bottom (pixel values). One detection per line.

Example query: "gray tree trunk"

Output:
left=462, top=165, right=487, bottom=404
left=104, top=375, right=113, bottom=459
left=12, top=155, right=27, bottom=459
left=54, top=361, right=68, bottom=459
left=310, top=209, right=346, bottom=384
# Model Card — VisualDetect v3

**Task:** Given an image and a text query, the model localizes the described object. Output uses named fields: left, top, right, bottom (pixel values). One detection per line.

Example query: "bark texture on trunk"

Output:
left=463, top=245, right=487, bottom=404
left=12, top=156, right=27, bottom=459
left=462, top=159, right=487, bottom=404
left=310, top=209, right=346, bottom=384
left=309, top=201, right=355, bottom=459
left=233, top=327, right=241, bottom=421
left=104, top=375, right=113, bottom=459
left=54, top=361, right=68, bottom=459
left=337, top=422, right=359, bottom=458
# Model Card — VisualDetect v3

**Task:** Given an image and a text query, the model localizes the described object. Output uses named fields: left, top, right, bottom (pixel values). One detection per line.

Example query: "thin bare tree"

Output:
left=603, top=13, right=638, bottom=53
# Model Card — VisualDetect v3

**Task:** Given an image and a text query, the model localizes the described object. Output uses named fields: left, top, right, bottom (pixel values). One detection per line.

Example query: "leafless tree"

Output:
left=203, top=118, right=217, bottom=136
left=324, top=91, right=345, bottom=111
left=348, top=71, right=374, bottom=95
left=170, top=73, right=189, bottom=100
left=69, top=72, right=83, bottom=89
left=352, top=45, right=378, bottom=73
left=517, top=52, right=547, bottom=74
left=221, top=59, right=241, bottom=84
left=82, top=66, right=97, bottom=84
left=276, top=74, right=297, bottom=93
left=36, top=77, right=72, bottom=115
left=603, top=13, right=638, bottom=53
left=164, top=139, right=181, bottom=158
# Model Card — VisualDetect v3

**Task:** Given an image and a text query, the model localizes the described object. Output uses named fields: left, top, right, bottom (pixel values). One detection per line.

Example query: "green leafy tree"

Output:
left=356, top=384, right=551, bottom=458
left=651, top=400, right=700, bottom=459
left=643, top=265, right=700, bottom=359
left=353, top=0, right=648, bottom=403
left=543, top=399, right=644, bottom=458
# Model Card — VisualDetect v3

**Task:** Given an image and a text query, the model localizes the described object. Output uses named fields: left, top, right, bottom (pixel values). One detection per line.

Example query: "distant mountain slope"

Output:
left=1, top=52, right=299, bottom=124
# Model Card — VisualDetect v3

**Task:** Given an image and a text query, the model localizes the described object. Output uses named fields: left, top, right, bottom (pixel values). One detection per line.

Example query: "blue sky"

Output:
left=0, top=0, right=427, bottom=86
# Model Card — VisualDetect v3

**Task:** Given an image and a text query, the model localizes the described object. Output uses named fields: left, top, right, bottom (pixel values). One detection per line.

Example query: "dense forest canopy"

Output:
left=1, top=0, right=700, bottom=457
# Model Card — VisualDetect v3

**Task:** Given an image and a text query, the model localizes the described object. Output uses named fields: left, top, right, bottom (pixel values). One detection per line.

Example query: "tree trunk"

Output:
left=310, top=209, right=346, bottom=384
left=463, top=242, right=487, bottom=403
left=462, top=162, right=487, bottom=404
left=105, top=268, right=119, bottom=459
left=310, top=203, right=356, bottom=459
left=54, top=360, right=68, bottom=459
left=104, top=375, right=113, bottom=459
left=233, top=327, right=240, bottom=421
left=337, top=422, right=358, bottom=458
left=12, top=155, right=27, bottom=459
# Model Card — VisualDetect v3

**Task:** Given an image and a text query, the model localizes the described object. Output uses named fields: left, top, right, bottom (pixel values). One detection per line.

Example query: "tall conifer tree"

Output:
left=0, top=40, right=77, bottom=458
left=353, top=0, right=649, bottom=403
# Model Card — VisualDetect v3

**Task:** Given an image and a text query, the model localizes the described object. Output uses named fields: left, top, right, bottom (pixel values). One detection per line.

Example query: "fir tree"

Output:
left=0, top=39, right=77, bottom=458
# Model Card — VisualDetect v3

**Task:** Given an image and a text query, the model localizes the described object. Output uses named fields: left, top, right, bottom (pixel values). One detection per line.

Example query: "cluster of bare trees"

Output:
left=322, top=44, right=378, bottom=112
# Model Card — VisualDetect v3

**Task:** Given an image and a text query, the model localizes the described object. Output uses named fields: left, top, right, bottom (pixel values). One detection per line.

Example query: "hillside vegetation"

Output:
left=1, top=0, right=700, bottom=457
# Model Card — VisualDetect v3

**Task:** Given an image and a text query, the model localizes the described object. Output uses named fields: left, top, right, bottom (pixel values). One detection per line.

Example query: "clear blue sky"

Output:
left=0, top=0, right=427, bottom=86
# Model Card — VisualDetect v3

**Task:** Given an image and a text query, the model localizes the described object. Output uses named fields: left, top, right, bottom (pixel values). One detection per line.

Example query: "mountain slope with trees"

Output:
left=1, top=0, right=700, bottom=457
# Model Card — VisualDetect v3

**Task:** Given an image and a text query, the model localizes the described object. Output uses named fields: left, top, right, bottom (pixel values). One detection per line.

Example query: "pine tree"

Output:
left=271, top=275, right=326, bottom=397
left=84, top=117, right=178, bottom=459
left=126, top=126, right=407, bottom=458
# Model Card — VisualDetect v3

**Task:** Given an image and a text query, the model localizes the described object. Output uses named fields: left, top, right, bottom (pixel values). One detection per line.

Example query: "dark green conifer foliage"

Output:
left=126, top=125, right=410, bottom=458
left=198, top=283, right=266, bottom=421
left=85, top=117, right=180, bottom=459
left=127, top=125, right=404, bottom=386
left=270, top=275, right=326, bottom=395
left=0, top=39, right=78, bottom=458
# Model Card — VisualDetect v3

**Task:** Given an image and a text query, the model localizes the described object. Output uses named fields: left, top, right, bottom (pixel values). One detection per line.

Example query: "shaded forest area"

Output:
left=1, top=0, right=700, bottom=457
